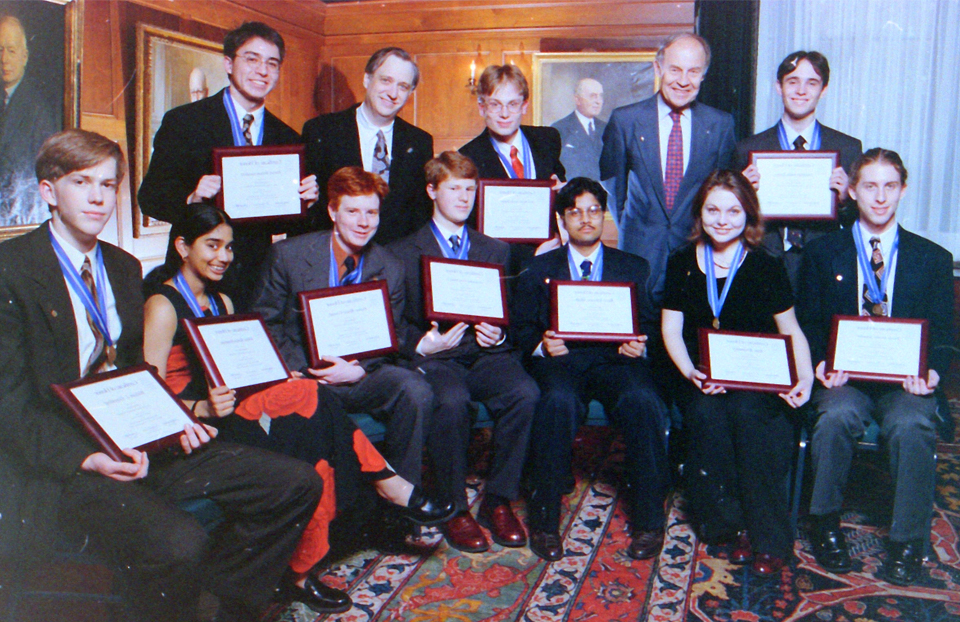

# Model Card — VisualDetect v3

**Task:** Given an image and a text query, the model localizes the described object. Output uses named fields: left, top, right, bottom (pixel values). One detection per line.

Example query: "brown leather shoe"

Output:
left=627, top=529, right=664, bottom=560
left=529, top=529, right=564, bottom=562
left=441, top=512, right=489, bottom=553
left=477, top=503, right=527, bottom=547
left=751, top=553, right=786, bottom=577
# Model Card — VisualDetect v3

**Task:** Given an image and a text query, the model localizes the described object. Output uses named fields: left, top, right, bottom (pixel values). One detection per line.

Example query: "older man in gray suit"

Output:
left=600, top=33, right=735, bottom=303
left=552, top=78, right=607, bottom=180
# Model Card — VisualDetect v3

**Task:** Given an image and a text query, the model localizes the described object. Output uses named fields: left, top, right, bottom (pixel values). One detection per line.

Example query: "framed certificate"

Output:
left=212, top=144, right=306, bottom=223
left=422, top=257, right=508, bottom=326
left=549, top=280, right=639, bottom=342
left=698, top=329, right=798, bottom=393
left=477, top=179, right=554, bottom=243
left=827, top=315, right=928, bottom=383
left=51, top=363, right=200, bottom=462
left=749, top=151, right=839, bottom=221
left=183, top=314, right=290, bottom=397
left=299, top=281, right=398, bottom=368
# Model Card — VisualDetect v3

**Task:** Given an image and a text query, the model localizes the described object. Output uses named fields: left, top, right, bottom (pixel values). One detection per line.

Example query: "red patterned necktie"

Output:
left=664, top=110, right=683, bottom=211
left=509, top=146, right=525, bottom=179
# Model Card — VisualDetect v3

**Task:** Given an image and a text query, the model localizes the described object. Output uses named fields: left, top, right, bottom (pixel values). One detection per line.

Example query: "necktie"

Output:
left=786, top=227, right=804, bottom=250
left=509, top=145, right=525, bottom=179
left=862, top=236, right=887, bottom=316
left=242, top=113, right=254, bottom=146
left=664, top=110, right=683, bottom=211
left=793, top=135, right=807, bottom=151
left=588, top=120, right=595, bottom=139
left=81, top=257, right=107, bottom=376
left=580, top=260, right=592, bottom=280
left=372, top=130, right=390, bottom=182
left=341, top=255, right=358, bottom=285
left=0, top=92, right=6, bottom=119
left=449, top=234, right=461, bottom=254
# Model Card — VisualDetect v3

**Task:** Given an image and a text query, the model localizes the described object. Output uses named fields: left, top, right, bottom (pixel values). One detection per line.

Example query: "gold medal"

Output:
left=872, top=303, right=884, bottom=316
left=713, top=318, right=720, bottom=329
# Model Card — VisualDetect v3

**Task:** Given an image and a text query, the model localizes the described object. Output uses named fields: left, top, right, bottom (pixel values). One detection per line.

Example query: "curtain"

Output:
left=756, top=0, right=960, bottom=259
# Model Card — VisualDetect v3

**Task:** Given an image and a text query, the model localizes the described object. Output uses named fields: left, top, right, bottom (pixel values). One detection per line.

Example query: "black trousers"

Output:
left=59, top=442, right=323, bottom=622
left=418, top=351, right=538, bottom=511
left=680, top=388, right=794, bottom=558
left=526, top=351, right=670, bottom=533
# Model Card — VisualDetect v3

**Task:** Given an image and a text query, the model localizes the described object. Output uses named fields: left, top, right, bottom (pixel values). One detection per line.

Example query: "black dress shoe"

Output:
left=395, top=486, right=456, bottom=526
left=530, top=529, right=564, bottom=562
left=751, top=553, right=786, bottom=577
left=881, top=539, right=923, bottom=586
left=627, top=529, right=664, bottom=560
left=282, top=575, right=352, bottom=614
left=729, top=531, right=753, bottom=565
left=810, top=513, right=852, bottom=574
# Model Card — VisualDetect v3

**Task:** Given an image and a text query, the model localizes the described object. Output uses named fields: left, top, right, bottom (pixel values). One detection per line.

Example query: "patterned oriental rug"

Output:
left=270, top=423, right=960, bottom=622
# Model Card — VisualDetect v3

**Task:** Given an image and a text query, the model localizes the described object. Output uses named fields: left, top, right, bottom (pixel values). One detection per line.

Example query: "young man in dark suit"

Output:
left=0, top=129, right=323, bottom=622
left=797, top=149, right=954, bottom=586
left=737, top=51, right=863, bottom=288
left=551, top=78, right=607, bottom=181
left=388, top=152, right=539, bottom=554
left=513, top=177, right=670, bottom=562
left=138, top=22, right=319, bottom=310
left=600, top=33, right=736, bottom=304
left=302, top=48, right=434, bottom=245
left=252, top=166, right=439, bottom=496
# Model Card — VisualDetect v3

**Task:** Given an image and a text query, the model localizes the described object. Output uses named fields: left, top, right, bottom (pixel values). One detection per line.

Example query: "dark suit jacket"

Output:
left=459, top=125, right=565, bottom=182
left=387, top=223, right=512, bottom=360
left=302, top=105, right=434, bottom=245
left=512, top=244, right=661, bottom=364
left=797, top=225, right=954, bottom=376
left=599, top=96, right=736, bottom=302
left=551, top=112, right=606, bottom=181
left=138, top=88, right=301, bottom=226
left=735, top=122, right=863, bottom=250
left=0, top=223, right=144, bottom=551
left=0, top=77, right=59, bottom=226
left=251, top=230, right=407, bottom=373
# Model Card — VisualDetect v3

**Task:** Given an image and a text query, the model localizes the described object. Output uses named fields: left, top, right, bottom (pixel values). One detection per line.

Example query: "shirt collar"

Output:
left=857, top=219, right=898, bottom=255
left=567, top=242, right=601, bottom=266
left=228, top=88, right=264, bottom=122
left=432, top=217, right=465, bottom=241
left=657, top=93, right=689, bottom=120
left=49, top=222, right=98, bottom=270
left=574, top=109, right=595, bottom=130
left=782, top=118, right=817, bottom=149
left=357, top=102, right=395, bottom=134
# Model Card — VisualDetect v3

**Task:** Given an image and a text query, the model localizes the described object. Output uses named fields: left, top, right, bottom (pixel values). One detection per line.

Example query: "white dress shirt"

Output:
left=50, top=225, right=122, bottom=374
left=575, top=110, right=596, bottom=136
left=492, top=129, right=537, bottom=179
left=657, top=94, right=692, bottom=180
left=855, top=221, right=898, bottom=316
left=356, top=103, right=395, bottom=173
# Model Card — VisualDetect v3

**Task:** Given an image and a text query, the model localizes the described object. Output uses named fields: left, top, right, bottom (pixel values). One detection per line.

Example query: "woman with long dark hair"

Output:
left=661, top=170, right=813, bottom=576
left=143, top=205, right=452, bottom=614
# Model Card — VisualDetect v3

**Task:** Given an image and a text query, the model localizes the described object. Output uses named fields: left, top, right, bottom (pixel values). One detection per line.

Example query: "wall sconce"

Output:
left=466, top=45, right=483, bottom=96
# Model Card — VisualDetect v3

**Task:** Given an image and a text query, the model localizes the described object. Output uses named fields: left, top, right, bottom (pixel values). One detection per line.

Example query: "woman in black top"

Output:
left=662, top=170, right=813, bottom=576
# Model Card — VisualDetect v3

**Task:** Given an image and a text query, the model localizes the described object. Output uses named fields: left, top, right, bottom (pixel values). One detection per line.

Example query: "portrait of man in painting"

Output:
left=0, top=1, right=63, bottom=228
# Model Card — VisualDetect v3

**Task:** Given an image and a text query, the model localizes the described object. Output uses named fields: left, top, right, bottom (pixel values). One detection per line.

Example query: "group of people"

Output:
left=0, top=20, right=953, bottom=622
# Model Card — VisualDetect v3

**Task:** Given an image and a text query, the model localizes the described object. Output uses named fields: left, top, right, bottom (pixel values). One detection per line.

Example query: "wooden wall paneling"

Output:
left=413, top=51, right=491, bottom=152
left=325, top=55, right=368, bottom=114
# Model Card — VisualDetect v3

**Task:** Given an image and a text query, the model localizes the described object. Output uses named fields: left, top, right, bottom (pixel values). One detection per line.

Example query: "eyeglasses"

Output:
left=236, top=53, right=281, bottom=74
left=483, top=99, right=524, bottom=114
left=564, top=205, right=604, bottom=219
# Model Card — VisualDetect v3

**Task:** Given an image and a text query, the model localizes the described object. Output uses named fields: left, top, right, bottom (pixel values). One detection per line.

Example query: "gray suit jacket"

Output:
left=251, top=231, right=407, bottom=373
left=599, top=95, right=736, bottom=301
left=552, top=111, right=606, bottom=181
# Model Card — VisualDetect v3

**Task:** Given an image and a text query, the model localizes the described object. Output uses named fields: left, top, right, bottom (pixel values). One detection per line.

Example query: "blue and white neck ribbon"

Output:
left=704, top=242, right=746, bottom=329
left=328, top=243, right=365, bottom=288
left=566, top=244, right=604, bottom=282
left=174, top=270, right=219, bottom=318
left=490, top=131, right=534, bottom=179
left=430, top=220, right=471, bottom=260
left=223, top=87, right=264, bottom=147
left=852, top=221, right=899, bottom=306
left=49, top=228, right=114, bottom=347
left=777, top=119, right=821, bottom=151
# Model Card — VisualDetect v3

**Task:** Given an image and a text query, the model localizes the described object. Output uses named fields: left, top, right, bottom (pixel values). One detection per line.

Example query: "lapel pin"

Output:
left=836, top=274, right=843, bottom=281
left=51, top=309, right=58, bottom=317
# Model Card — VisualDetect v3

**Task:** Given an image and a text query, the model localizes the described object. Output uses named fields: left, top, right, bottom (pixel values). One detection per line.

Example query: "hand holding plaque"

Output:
left=212, top=145, right=307, bottom=223
left=51, top=364, right=201, bottom=463
left=422, top=257, right=508, bottom=326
